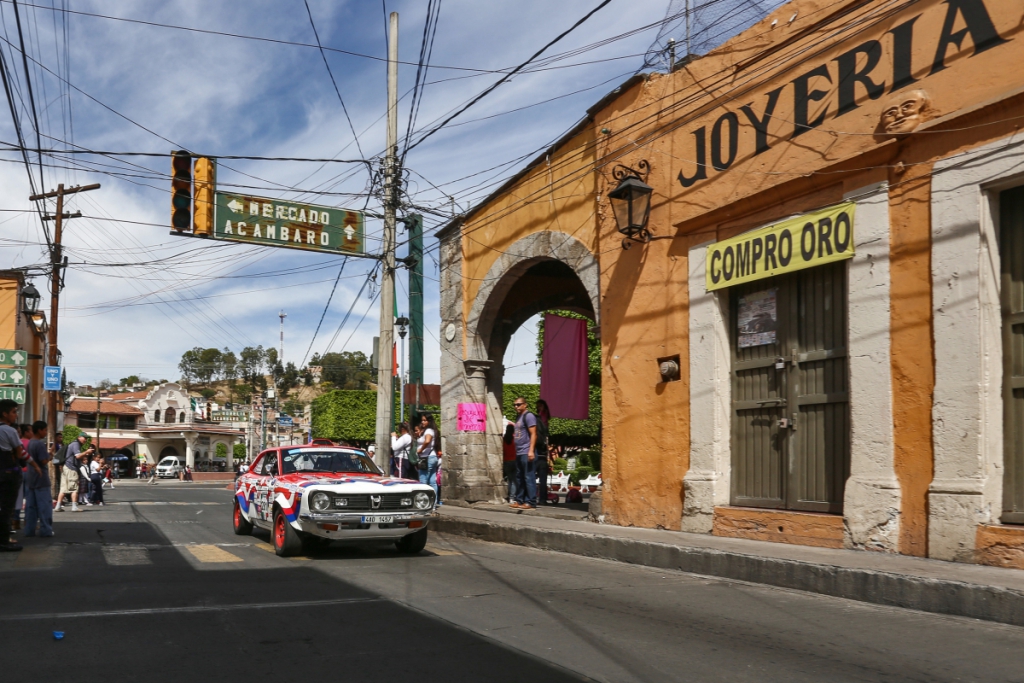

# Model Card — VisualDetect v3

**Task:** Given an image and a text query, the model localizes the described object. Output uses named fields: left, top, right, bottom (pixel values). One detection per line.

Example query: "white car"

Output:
left=156, top=456, right=182, bottom=478
left=232, top=445, right=436, bottom=556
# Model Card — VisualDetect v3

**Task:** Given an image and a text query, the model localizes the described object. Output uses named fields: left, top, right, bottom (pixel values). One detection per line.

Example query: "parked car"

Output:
left=156, top=456, right=182, bottom=478
left=233, top=445, right=436, bottom=557
left=309, top=438, right=335, bottom=447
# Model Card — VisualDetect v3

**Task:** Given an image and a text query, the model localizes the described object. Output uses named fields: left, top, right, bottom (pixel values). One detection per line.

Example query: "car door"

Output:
left=254, top=451, right=278, bottom=524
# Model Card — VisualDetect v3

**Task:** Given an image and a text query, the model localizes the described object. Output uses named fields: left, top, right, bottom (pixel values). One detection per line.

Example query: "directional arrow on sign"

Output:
left=10, top=351, right=24, bottom=365
left=0, top=368, right=25, bottom=385
left=227, top=199, right=243, bottom=213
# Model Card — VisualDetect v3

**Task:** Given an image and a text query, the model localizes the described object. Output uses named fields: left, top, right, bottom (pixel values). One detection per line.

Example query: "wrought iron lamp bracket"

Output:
left=611, top=159, right=650, bottom=182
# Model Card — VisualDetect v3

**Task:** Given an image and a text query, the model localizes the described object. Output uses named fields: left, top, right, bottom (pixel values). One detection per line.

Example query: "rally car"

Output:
left=233, top=445, right=436, bottom=556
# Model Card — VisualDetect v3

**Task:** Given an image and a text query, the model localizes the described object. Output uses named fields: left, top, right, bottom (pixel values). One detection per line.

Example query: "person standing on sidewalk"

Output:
left=0, top=399, right=26, bottom=551
left=24, top=421, right=53, bottom=538
left=55, top=434, right=86, bottom=512
left=502, top=418, right=517, bottom=503
left=534, top=399, right=552, bottom=506
left=391, top=422, right=413, bottom=479
left=416, top=413, right=440, bottom=502
left=511, top=397, right=538, bottom=510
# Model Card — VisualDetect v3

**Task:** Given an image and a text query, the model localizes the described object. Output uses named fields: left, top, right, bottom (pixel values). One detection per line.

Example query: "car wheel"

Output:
left=395, top=527, right=428, bottom=554
left=233, top=500, right=253, bottom=536
left=273, top=507, right=303, bottom=557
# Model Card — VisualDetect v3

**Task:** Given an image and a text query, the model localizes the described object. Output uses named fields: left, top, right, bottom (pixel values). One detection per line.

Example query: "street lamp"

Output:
left=21, top=281, right=41, bottom=314
left=395, top=316, right=409, bottom=430
left=608, top=160, right=653, bottom=249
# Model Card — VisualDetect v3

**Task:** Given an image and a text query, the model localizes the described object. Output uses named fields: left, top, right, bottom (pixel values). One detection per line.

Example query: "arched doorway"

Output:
left=439, top=230, right=599, bottom=503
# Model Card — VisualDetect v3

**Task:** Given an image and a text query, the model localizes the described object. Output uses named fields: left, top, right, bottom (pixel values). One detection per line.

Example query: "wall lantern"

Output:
left=608, top=160, right=653, bottom=249
left=21, top=281, right=41, bottom=314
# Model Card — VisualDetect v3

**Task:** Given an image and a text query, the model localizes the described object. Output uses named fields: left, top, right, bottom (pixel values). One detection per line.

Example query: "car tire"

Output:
left=273, top=506, right=303, bottom=557
left=233, top=500, right=253, bottom=536
left=395, top=527, right=428, bottom=554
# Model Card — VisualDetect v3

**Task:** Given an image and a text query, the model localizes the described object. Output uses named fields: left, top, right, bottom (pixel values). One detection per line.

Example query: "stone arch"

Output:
left=449, top=230, right=599, bottom=503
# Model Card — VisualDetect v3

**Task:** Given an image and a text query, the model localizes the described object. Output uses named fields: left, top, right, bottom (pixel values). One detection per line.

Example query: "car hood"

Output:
left=275, top=473, right=426, bottom=490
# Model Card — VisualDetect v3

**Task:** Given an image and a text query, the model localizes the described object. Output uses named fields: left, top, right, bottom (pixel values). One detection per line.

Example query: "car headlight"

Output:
left=311, top=492, right=331, bottom=512
left=414, top=492, right=432, bottom=510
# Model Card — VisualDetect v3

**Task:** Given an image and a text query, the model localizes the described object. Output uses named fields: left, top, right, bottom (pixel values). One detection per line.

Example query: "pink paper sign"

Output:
left=457, top=402, right=486, bottom=432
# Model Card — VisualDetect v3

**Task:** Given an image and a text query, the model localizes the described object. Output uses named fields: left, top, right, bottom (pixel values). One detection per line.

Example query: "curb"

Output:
left=433, top=516, right=1024, bottom=628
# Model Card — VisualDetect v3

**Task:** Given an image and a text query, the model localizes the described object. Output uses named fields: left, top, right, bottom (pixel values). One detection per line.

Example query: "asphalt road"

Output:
left=2, top=481, right=1023, bottom=683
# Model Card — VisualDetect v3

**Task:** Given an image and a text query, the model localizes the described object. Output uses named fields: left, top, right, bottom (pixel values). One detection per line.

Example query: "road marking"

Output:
left=185, top=545, right=243, bottom=563
left=13, top=545, right=63, bottom=569
left=425, top=545, right=462, bottom=556
left=0, top=597, right=383, bottom=621
left=102, top=546, right=151, bottom=566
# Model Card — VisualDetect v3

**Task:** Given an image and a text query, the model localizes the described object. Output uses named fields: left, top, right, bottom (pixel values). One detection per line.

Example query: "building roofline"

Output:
left=434, top=73, right=647, bottom=240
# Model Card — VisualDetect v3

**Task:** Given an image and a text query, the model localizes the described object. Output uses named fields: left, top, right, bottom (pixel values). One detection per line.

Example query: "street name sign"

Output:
left=0, top=387, right=25, bottom=404
left=0, top=368, right=26, bottom=386
left=213, top=192, right=365, bottom=255
left=277, top=416, right=294, bottom=427
left=43, top=366, right=61, bottom=391
left=0, top=349, right=27, bottom=367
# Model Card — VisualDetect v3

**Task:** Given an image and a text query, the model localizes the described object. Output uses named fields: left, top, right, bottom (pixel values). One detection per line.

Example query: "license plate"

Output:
left=361, top=515, right=395, bottom=524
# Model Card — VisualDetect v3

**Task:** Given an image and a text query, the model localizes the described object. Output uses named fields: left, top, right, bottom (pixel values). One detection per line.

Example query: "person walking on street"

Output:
left=416, top=413, right=440, bottom=502
left=24, top=421, right=53, bottom=538
left=88, top=455, right=105, bottom=506
left=511, top=397, right=538, bottom=510
left=535, top=399, right=552, bottom=506
left=502, top=418, right=517, bottom=503
left=0, top=400, right=26, bottom=550
left=55, top=434, right=86, bottom=512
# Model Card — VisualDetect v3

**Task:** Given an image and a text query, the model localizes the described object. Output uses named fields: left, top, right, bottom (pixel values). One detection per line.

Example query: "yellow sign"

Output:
left=706, top=202, right=855, bottom=291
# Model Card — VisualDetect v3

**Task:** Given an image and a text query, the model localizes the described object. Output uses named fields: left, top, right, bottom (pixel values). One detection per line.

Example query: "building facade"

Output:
left=438, top=0, right=1024, bottom=567
left=0, top=270, right=48, bottom=423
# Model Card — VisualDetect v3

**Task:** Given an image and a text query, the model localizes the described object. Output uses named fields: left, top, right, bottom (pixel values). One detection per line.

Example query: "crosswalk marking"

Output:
left=185, top=544, right=243, bottom=563
left=102, top=546, right=152, bottom=566
left=425, top=545, right=462, bottom=556
left=254, top=542, right=275, bottom=553
left=13, top=545, right=64, bottom=569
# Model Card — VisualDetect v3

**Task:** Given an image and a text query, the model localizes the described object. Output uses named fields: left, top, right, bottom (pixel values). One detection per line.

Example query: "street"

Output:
left=1, top=482, right=1022, bottom=683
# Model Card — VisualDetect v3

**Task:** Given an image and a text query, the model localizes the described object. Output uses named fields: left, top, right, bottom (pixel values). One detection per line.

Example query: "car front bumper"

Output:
left=297, top=510, right=434, bottom=540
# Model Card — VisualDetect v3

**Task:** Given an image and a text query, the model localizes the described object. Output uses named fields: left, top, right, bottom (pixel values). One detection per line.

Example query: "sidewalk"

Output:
left=434, top=505, right=1024, bottom=627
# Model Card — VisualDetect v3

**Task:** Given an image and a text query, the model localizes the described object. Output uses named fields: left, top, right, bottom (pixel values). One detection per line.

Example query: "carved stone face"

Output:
left=881, top=90, right=931, bottom=136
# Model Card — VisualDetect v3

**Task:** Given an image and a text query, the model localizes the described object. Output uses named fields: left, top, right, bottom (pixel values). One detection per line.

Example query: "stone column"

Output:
left=184, top=434, right=196, bottom=469
left=225, top=440, right=234, bottom=470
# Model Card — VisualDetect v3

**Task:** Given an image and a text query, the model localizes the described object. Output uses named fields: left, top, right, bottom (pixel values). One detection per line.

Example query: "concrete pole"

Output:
left=374, top=11, right=399, bottom=470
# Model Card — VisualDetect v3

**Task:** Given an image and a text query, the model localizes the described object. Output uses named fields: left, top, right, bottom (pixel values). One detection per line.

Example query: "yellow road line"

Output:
left=254, top=542, right=275, bottom=553
left=185, top=544, right=243, bottom=563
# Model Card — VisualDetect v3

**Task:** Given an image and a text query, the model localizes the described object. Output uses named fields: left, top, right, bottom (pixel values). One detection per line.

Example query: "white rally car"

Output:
left=233, top=445, right=436, bottom=556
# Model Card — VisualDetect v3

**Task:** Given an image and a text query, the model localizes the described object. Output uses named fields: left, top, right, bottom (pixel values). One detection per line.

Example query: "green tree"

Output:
left=239, top=346, right=266, bottom=388
left=178, top=347, right=202, bottom=389
left=234, top=384, right=254, bottom=404
left=119, top=375, right=142, bottom=386
left=233, top=443, right=247, bottom=460
left=311, top=351, right=373, bottom=390
left=502, top=383, right=601, bottom=448
left=196, top=348, right=223, bottom=385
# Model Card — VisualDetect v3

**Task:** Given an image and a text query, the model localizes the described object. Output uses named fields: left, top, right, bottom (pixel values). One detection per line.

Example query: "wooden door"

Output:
left=1001, top=185, right=1024, bottom=523
left=730, top=262, right=849, bottom=512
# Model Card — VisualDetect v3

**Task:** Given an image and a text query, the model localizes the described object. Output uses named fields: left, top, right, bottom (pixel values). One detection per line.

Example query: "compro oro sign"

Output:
left=214, top=192, right=365, bottom=255
left=706, top=202, right=855, bottom=291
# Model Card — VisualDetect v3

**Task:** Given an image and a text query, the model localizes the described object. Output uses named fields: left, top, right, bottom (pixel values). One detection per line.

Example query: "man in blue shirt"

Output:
left=0, top=399, right=25, bottom=551
left=511, top=397, right=538, bottom=510
left=23, top=421, right=52, bottom=537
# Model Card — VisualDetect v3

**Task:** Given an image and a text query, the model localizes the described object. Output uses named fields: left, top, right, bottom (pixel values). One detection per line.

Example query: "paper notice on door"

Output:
left=737, top=288, right=778, bottom=348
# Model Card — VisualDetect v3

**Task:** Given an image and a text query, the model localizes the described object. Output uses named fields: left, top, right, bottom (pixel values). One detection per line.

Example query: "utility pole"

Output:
left=278, top=310, right=286, bottom=365
left=374, top=11, right=399, bottom=470
left=30, top=182, right=100, bottom=462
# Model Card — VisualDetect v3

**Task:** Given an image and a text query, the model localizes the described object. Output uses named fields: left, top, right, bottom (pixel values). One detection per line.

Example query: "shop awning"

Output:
left=93, top=437, right=136, bottom=451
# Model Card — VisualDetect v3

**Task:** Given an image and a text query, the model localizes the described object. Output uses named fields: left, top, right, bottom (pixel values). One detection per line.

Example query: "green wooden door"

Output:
left=1001, top=186, right=1024, bottom=524
left=730, top=262, right=850, bottom=512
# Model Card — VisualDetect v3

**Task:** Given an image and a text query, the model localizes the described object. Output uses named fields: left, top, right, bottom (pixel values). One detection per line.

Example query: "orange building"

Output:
left=0, top=270, right=48, bottom=423
left=438, top=0, right=1024, bottom=568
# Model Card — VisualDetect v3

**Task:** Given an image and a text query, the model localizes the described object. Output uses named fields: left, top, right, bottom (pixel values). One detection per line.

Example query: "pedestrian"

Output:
left=147, top=460, right=158, bottom=485
left=13, top=423, right=30, bottom=532
left=184, top=465, right=193, bottom=482
left=23, top=421, right=53, bottom=538
left=511, top=397, right=538, bottom=510
left=535, top=399, right=552, bottom=506
left=55, top=434, right=87, bottom=512
left=0, top=399, right=26, bottom=551
left=89, top=455, right=105, bottom=506
left=502, top=417, right=517, bottom=502
left=390, top=422, right=413, bottom=479
left=416, top=413, right=440, bottom=502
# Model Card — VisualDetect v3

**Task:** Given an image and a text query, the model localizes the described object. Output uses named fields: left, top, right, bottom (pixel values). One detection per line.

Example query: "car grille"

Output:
left=329, top=493, right=413, bottom=512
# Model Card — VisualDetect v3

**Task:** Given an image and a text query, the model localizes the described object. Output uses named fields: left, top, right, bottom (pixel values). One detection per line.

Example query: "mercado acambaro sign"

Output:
left=705, top=202, right=855, bottom=291
left=214, top=192, right=365, bottom=255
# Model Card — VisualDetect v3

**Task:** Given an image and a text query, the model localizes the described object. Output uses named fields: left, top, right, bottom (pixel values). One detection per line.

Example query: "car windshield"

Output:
left=159, top=458, right=175, bottom=466
left=280, top=449, right=381, bottom=475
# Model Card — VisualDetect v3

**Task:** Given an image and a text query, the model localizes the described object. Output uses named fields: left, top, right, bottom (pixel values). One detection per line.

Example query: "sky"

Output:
left=0, top=0, right=783, bottom=387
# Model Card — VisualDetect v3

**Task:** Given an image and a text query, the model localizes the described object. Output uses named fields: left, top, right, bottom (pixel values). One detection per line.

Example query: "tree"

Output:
left=222, top=349, right=238, bottom=401
left=239, top=346, right=266, bottom=388
left=235, top=384, right=254, bottom=404
left=178, top=347, right=202, bottom=389
left=119, top=375, right=142, bottom=386
left=196, top=348, right=223, bottom=385
left=278, top=362, right=300, bottom=396
left=282, top=398, right=305, bottom=417
left=311, top=351, right=373, bottom=390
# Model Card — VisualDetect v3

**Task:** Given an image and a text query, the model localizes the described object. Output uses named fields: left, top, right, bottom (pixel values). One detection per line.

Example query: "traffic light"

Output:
left=171, top=151, right=193, bottom=231
left=193, top=156, right=215, bottom=236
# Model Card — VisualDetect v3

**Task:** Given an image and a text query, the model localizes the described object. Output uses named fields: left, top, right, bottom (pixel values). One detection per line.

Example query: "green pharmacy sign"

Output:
left=214, top=192, right=364, bottom=255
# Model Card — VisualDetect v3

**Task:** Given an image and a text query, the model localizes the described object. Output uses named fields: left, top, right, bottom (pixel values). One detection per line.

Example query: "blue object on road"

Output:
left=53, top=631, right=64, bottom=640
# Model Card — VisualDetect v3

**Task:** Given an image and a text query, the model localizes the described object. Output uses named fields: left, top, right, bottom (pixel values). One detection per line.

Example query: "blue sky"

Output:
left=0, top=0, right=781, bottom=386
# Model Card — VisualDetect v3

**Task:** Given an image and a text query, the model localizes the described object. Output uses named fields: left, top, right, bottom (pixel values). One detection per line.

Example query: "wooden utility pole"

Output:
left=374, top=11, right=399, bottom=470
left=30, top=182, right=100, bottom=466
